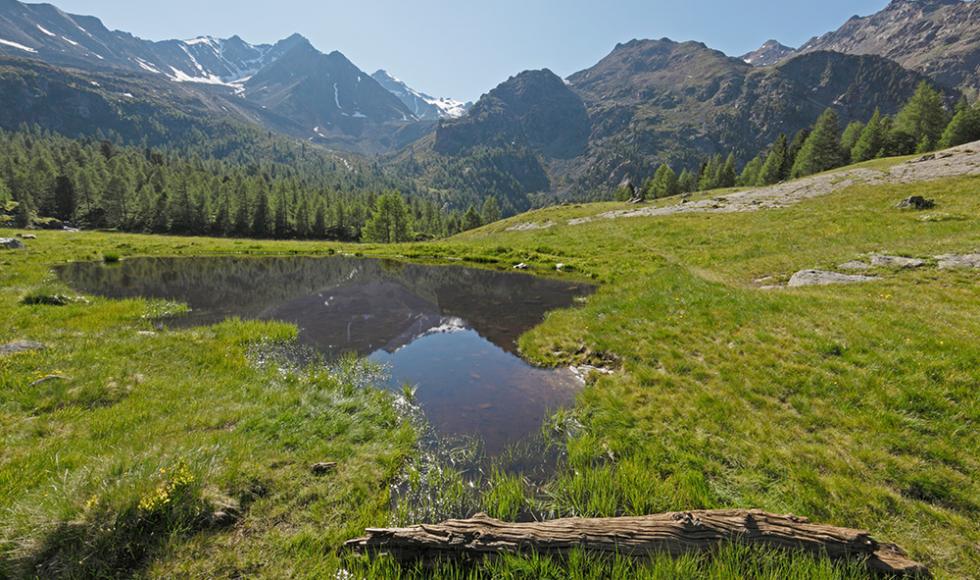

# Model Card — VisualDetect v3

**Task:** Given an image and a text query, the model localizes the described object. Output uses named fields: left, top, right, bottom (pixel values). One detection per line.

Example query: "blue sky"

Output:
left=52, top=0, right=888, bottom=101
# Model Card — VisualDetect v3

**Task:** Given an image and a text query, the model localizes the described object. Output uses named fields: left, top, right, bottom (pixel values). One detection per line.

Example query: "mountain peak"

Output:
left=741, top=39, right=797, bottom=66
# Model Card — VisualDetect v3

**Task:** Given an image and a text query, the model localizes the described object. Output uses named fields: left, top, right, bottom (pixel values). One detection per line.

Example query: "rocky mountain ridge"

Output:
left=741, top=0, right=979, bottom=93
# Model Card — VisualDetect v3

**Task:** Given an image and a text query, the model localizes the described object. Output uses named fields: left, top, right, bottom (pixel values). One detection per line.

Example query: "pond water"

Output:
left=58, top=256, right=593, bottom=455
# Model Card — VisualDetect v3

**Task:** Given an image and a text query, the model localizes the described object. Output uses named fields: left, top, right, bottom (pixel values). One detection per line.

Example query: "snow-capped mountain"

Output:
left=372, top=70, right=470, bottom=120
left=0, top=0, right=416, bottom=151
left=0, top=0, right=306, bottom=87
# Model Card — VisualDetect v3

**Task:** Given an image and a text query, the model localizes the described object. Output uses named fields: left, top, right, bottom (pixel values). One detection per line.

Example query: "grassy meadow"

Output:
left=1, top=169, right=978, bottom=577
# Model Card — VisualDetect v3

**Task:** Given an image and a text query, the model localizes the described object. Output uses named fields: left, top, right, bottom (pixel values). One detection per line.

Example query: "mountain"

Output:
left=0, top=0, right=416, bottom=152
left=371, top=70, right=469, bottom=120
left=399, top=38, right=953, bottom=203
left=434, top=69, right=590, bottom=159
left=799, top=0, right=980, bottom=93
left=741, top=40, right=796, bottom=66
left=238, top=39, right=417, bottom=151
left=573, top=39, right=953, bottom=190
left=764, top=0, right=980, bottom=93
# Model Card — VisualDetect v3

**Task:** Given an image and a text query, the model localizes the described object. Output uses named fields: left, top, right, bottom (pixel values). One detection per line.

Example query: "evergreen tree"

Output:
left=893, top=81, right=948, bottom=153
left=791, top=109, right=845, bottom=178
left=840, top=121, right=865, bottom=158
left=481, top=195, right=501, bottom=224
left=212, top=194, right=231, bottom=236
left=273, top=193, right=290, bottom=238
left=12, top=191, right=33, bottom=228
left=939, top=100, right=980, bottom=149
left=738, top=155, right=764, bottom=187
left=787, top=128, right=811, bottom=171
left=0, top=175, right=10, bottom=204
left=462, top=205, right=482, bottom=230
left=647, top=164, right=680, bottom=198
left=295, top=196, right=311, bottom=238
left=718, top=153, right=737, bottom=188
left=103, top=160, right=132, bottom=227
left=851, top=109, right=887, bottom=163
left=233, top=193, right=251, bottom=237
left=312, top=201, right=327, bottom=238
left=758, top=134, right=789, bottom=185
left=363, top=191, right=413, bottom=243
left=53, top=174, right=76, bottom=222
left=252, top=188, right=270, bottom=237
left=677, top=168, right=697, bottom=193
left=698, top=155, right=722, bottom=190
left=151, top=191, right=169, bottom=233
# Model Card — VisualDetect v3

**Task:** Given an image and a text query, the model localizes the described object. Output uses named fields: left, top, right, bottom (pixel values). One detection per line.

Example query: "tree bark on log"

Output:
left=343, top=509, right=928, bottom=577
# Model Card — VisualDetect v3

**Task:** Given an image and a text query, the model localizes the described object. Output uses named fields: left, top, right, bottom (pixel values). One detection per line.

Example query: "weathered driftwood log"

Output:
left=343, top=510, right=927, bottom=577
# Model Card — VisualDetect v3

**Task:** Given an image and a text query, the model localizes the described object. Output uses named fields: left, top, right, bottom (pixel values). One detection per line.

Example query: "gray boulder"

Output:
left=1, top=238, right=24, bottom=250
left=839, top=260, right=871, bottom=271
left=936, top=254, right=980, bottom=269
left=788, top=270, right=878, bottom=288
left=871, top=254, right=926, bottom=269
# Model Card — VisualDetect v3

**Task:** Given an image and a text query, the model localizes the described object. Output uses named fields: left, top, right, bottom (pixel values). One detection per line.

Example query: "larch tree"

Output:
left=791, top=109, right=844, bottom=178
left=892, top=81, right=948, bottom=153
left=758, top=134, right=789, bottom=185
left=851, top=109, right=887, bottom=163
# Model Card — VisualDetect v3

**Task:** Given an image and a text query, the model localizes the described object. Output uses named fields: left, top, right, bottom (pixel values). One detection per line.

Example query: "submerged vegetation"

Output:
left=1, top=153, right=978, bottom=577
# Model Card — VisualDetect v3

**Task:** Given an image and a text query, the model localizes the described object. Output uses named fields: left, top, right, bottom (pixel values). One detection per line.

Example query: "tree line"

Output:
left=638, top=82, right=980, bottom=200
left=0, top=127, right=504, bottom=242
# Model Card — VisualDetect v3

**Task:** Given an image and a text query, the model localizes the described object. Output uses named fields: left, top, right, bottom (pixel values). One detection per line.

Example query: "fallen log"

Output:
left=343, top=509, right=927, bottom=577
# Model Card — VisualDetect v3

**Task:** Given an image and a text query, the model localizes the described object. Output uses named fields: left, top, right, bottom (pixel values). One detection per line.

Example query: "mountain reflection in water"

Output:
left=59, top=256, right=593, bottom=454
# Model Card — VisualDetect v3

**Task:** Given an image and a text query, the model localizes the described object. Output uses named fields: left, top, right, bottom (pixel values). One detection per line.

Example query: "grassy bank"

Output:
left=1, top=169, right=978, bottom=577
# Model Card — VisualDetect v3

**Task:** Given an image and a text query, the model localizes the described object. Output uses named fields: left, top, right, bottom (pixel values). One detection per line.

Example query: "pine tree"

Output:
left=840, top=121, right=865, bottom=158
left=893, top=81, right=948, bottom=153
left=698, top=155, right=722, bottom=190
left=851, top=109, right=887, bottom=162
left=462, top=205, right=482, bottom=230
left=151, top=191, right=169, bottom=233
left=647, top=164, right=679, bottom=198
left=738, top=155, right=764, bottom=187
left=53, top=174, right=76, bottom=222
left=718, top=153, right=737, bottom=188
left=104, top=160, right=133, bottom=227
left=12, top=191, right=33, bottom=228
left=939, top=100, right=980, bottom=149
left=274, top=193, right=290, bottom=238
left=295, top=196, right=311, bottom=238
left=363, top=192, right=413, bottom=243
left=677, top=168, right=697, bottom=193
left=481, top=196, right=501, bottom=224
left=787, top=128, right=811, bottom=172
left=312, top=201, right=327, bottom=238
left=758, top=134, right=789, bottom=185
left=252, top=188, right=270, bottom=238
left=791, top=109, right=845, bottom=178
left=212, top=194, right=231, bottom=236
left=0, top=174, right=10, bottom=205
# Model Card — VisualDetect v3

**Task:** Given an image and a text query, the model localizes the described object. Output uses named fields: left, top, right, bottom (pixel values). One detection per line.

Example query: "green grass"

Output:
left=1, top=168, right=978, bottom=577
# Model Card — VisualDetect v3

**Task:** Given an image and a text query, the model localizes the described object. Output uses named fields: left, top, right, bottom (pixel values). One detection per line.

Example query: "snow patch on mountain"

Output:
left=36, top=24, right=55, bottom=37
left=371, top=69, right=469, bottom=120
left=0, top=38, right=36, bottom=53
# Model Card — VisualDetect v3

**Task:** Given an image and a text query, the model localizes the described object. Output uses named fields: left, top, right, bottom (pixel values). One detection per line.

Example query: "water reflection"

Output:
left=59, top=257, right=592, bottom=454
